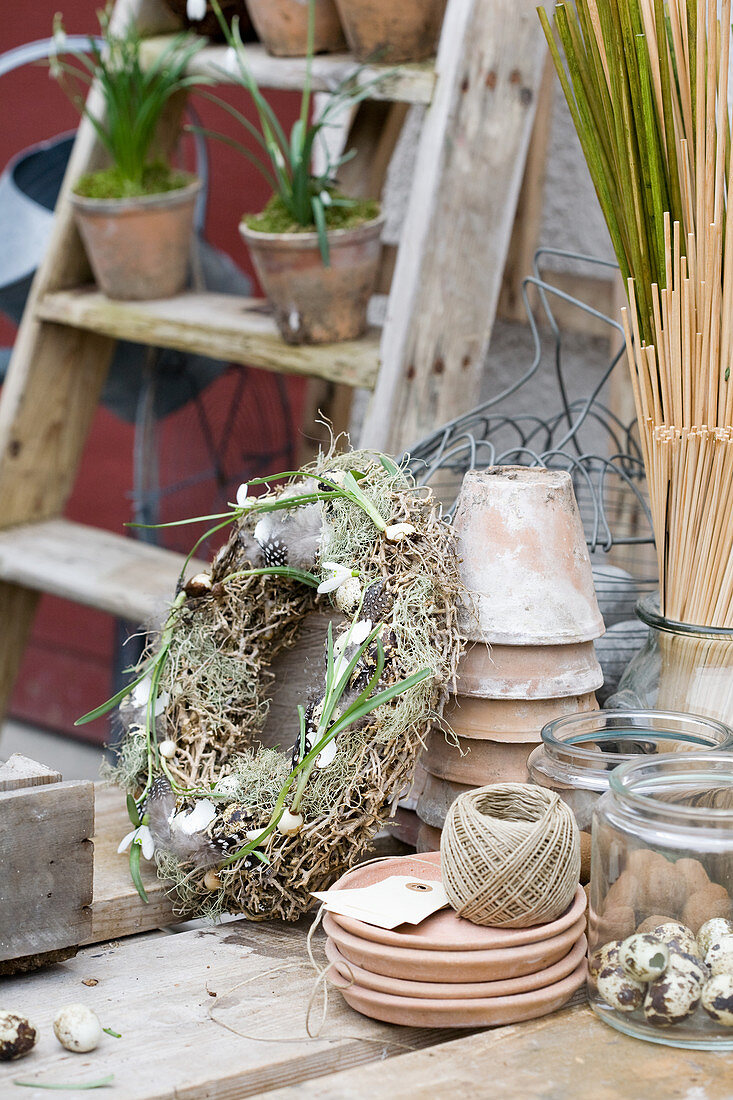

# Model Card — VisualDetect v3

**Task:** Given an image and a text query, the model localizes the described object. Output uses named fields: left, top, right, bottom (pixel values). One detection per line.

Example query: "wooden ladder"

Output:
left=0, top=0, right=548, bottom=723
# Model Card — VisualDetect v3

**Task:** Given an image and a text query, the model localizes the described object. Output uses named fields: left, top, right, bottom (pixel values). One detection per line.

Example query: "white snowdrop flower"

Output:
left=320, top=190, right=332, bottom=206
left=315, top=738, right=337, bottom=769
left=117, top=824, right=155, bottom=860
left=384, top=522, right=416, bottom=541
left=334, top=619, right=373, bottom=653
left=170, top=799, right=216, bottom=835
left=186, top=0, right=207, bottom=19
left=130, top=676, right=169, bottom=716
left=318, top=562, right=355, bottom=594
left=236, top=483, right=250, bottom=508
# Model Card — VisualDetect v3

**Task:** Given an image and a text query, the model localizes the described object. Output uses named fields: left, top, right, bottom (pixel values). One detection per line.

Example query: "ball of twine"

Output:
left=440, top=783, right=580, bottom=928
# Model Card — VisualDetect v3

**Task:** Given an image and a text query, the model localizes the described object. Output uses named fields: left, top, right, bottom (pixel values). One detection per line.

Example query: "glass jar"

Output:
left=528, top=710, right=733, bottom=830
left=607, top=592, right=733, bottom=726
left=590, top=752, right=733, bottom=1048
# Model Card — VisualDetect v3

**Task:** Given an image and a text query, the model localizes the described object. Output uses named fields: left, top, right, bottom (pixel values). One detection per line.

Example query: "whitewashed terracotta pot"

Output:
left=442, top=692, right=599, bottom=742
left=453, top=467, right=605, bottom=645
left=457, top=641, right=603, bottom=699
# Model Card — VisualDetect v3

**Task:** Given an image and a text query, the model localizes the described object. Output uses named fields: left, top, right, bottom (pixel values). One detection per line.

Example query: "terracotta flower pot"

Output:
left=334, top=0, right=447, bottom=62
left=246, top=0, right=346, bottom=54
left=69, top=178, right=201, bottom=300
left=457, top=641, right=603, bottom=700
left=416, top=771, right=472, bottom=829
left=240, top=213, right=384, bottom=344
left=442, top=692, right=599, bottom=743
left=423, top=730, right=535, bottom=786
left=416, top=819, right=443, bottom=852
left=454, top=468, right=605, bottom=645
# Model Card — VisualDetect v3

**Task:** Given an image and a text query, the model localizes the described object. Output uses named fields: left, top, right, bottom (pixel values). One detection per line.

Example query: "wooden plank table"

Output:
left=2, top=788, right=732, bottom=1097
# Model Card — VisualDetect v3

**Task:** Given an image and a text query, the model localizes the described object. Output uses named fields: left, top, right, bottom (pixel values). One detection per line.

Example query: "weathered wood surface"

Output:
left=88, top=784, right=178, bottom=943
left=0, top=780, right=94, bottom=962
left=141, top=36, right=437, bottom=105
left=360, top=0, right=550, bottom=452
left=265, top=1004, right=733, bottom=1099
left=259, top=611, right=344, bottom=750
left=0, top=518, right=205, bottom=624
left=0, top=917, right=452, bottom=1098
left=0, top=753, right=61, bottom=791
left=37, top=289, right=381, bottom=389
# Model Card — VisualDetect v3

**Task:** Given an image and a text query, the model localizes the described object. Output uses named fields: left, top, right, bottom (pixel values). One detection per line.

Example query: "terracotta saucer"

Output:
left=329, top=853, right=586, bottom=951
left=323, top=911, right=587, bottom=983
left=325, top=932, right=587, bottom=1000
left=332, top=958, right=588, bottom=1027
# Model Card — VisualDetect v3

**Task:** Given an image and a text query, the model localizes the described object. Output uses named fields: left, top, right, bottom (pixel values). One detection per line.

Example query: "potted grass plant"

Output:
left=200, top=0, right=385, bottom=344
left=51, top=7, right=208, bottom=300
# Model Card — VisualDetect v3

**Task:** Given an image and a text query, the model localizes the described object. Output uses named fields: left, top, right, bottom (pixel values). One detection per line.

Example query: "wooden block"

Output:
left=0, top=780, right=94, bottom=964
left=88, top=784, right=177, bottom=943
left=0, top=754, right=62, bottom=791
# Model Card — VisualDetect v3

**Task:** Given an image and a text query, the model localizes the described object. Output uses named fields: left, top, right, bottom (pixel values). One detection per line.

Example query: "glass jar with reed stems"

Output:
left=607, top=593, right=733, bottom=729
left=590, top=752, right=733, bottom=1049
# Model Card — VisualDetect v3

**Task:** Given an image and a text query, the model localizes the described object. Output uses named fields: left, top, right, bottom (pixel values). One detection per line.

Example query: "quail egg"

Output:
left=0, top=1011, right=37, bottom=1061
left=701, top=973, right=733, bottom=1026
left=650, top=921, right=699, bottom=958
left=53, top=1004, right=102, bottom=1053
left=705, top=935, right=733, bottom=977
left=643, top=962, right=703, bottom=1026
left=596, top=964, right=645, bottom=1012
left=619, top=933, right=670, bottom=982
left=698, top=918, right=733, bottom=959
left=588, top=939, right=621, bottom=983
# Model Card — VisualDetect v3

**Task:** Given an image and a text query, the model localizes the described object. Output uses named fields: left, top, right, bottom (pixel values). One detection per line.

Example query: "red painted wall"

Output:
left=1, top=1, right=304, bottom=741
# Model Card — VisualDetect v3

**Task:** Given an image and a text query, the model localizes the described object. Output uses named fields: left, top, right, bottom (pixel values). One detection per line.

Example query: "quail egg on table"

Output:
left=53, top=1004, right=102, bottom=1052
left=698, top=918, right=733, bottom=959
left=0, top=1011, right=37, bottom=1061
left=705, top=935, right=733, bottom=977
left=596, top=964, right=645, bottom=1012
left=701, top=973, right=733, bottom=1026
left=619, top=933, right=670, bottom=982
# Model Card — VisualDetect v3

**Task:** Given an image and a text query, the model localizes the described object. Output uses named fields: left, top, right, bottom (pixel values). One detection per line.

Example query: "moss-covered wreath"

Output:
left=91, top=449, right=462, bottom=921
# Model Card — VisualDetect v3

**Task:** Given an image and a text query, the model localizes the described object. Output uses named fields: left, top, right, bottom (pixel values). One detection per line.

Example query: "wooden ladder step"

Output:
left=141, top=36, right=437, bottom=105
left=0, top=519, right=200, bottom=623
left=36, top=288, right=381, bottom=389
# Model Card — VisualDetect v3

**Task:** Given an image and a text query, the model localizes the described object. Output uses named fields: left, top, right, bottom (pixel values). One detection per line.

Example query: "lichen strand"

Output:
left=111, top=446, right=463, bottom=920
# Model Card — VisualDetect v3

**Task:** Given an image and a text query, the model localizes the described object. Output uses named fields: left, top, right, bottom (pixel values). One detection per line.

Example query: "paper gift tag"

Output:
left=312, top=875, right=449, bottom=929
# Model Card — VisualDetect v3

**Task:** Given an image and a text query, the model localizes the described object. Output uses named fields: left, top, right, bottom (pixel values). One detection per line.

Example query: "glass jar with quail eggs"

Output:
left=589, top=752, right=733, bottom=1047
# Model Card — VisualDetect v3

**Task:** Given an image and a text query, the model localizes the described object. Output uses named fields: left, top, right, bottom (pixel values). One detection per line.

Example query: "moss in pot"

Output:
left=197, top=0, right=387, bottom=344
left=51, top=8, right=209, bottom=300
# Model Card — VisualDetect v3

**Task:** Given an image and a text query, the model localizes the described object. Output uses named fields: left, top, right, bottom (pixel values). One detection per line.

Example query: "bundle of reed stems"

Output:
left=542, top=0, right=733, bottom=629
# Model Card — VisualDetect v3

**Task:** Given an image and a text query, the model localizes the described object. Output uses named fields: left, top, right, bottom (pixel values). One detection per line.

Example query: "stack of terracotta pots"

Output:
left=416, top=468, right=606, bottom=852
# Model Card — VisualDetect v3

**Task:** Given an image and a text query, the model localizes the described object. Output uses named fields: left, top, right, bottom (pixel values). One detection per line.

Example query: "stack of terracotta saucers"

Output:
left=323, top=852, right=587, bottom=1027
left=416, top=468, right=605, bottom=853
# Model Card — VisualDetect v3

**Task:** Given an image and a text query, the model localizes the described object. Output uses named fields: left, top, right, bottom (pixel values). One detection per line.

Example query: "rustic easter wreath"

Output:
left=87, top=449, right=462, bottom=921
